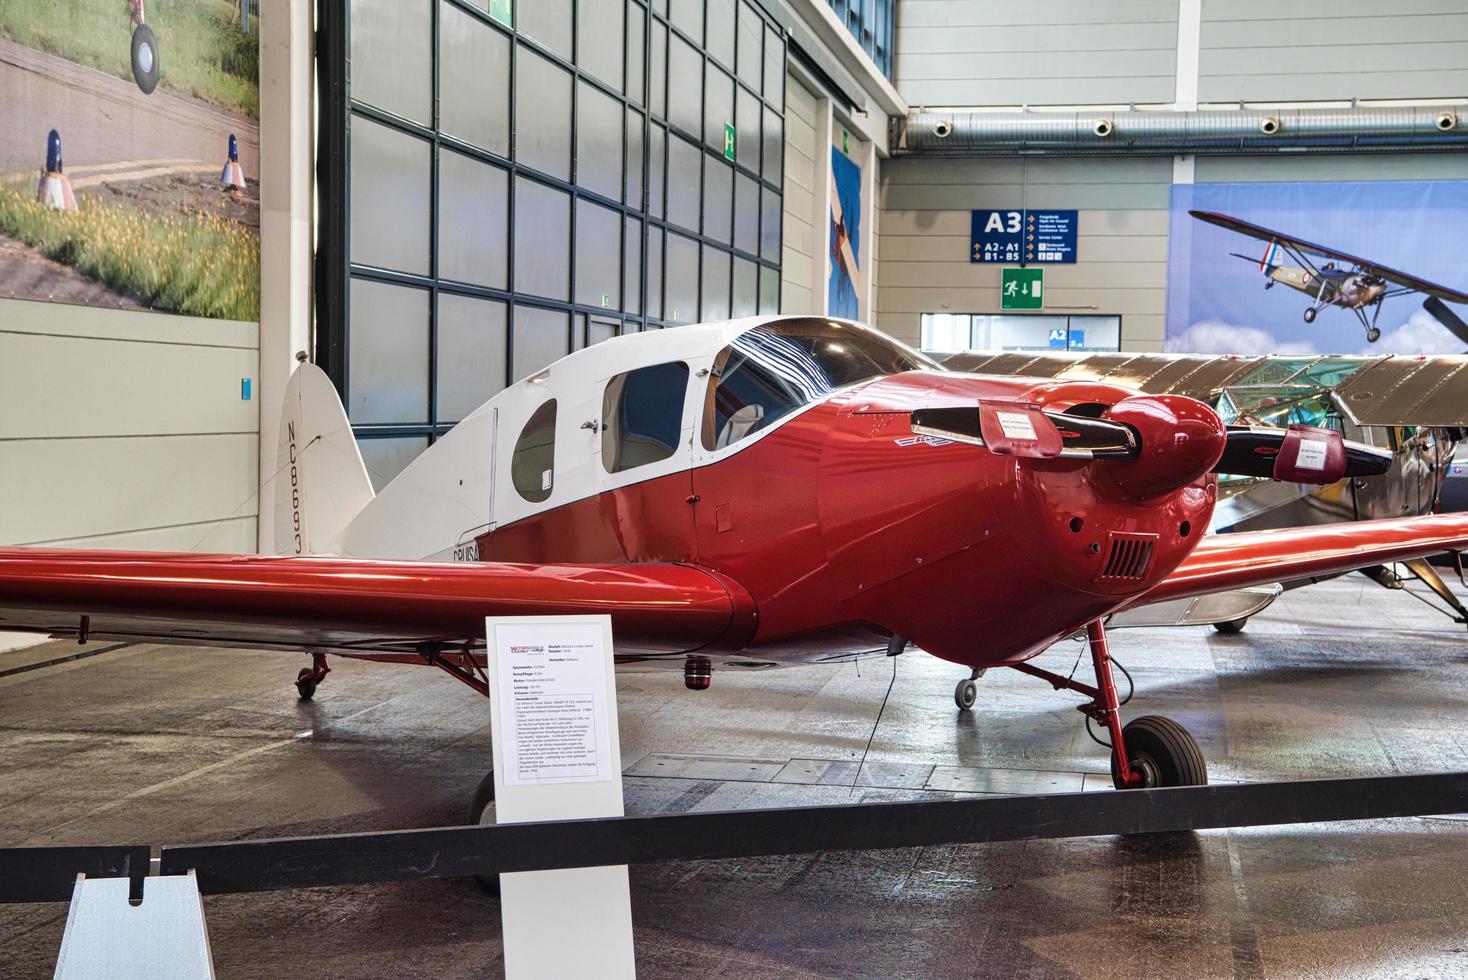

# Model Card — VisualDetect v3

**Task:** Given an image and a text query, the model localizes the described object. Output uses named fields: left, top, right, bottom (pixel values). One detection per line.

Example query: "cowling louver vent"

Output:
left=1099, top=532, right=1157, bottom=581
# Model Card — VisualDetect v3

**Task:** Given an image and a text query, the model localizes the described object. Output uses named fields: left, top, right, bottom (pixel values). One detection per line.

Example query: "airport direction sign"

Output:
left=1002, top=268, right=1044, bottom=310
left=972, top=209, right=1078, bottom=264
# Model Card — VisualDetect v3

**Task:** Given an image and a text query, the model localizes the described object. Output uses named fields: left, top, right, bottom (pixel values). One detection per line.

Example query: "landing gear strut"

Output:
left=954, top=667, right=985, bottom=711
left=295, top=652, right=330, bottom=701
left=1011, top=619, right=1206, bottom=789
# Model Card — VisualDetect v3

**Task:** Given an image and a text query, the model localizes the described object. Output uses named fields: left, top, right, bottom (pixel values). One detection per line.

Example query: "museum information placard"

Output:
left=493, top=620, right=612, bottom=787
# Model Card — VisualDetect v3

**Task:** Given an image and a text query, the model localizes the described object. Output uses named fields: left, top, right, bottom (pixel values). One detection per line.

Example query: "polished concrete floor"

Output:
left=2, top=573, right=1468, bottom=978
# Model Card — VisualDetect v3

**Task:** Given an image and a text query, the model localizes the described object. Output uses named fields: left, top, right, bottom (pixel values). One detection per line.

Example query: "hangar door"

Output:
left=317, top=0, right=789, bottom=490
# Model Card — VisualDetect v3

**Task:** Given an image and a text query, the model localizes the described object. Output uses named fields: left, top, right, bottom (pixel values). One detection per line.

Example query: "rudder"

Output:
left=275, top=360, right=375, bottom=555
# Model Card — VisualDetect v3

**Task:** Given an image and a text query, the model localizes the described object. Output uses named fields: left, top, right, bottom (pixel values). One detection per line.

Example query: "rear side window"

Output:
left=602, top=362, right=689, bottom=473
left=512, top=400, right=556, bottom=502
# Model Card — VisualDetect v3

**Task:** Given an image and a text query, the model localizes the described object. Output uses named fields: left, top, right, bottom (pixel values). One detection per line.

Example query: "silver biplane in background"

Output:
left=1190, top=210, right=1468, bottom=345
left=943, top=349, right=1468, bottom=631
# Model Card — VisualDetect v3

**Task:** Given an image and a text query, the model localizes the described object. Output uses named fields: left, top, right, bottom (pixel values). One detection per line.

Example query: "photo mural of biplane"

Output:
left=1167, top=181, right=1468, bottom=356
left=1191, top=209, right=1468, bottom=346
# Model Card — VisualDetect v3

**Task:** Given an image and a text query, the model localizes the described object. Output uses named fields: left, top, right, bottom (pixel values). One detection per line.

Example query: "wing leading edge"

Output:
left=1136, top=514, right=1468, bottom=607
left=0, top=549, right=757, bottom=659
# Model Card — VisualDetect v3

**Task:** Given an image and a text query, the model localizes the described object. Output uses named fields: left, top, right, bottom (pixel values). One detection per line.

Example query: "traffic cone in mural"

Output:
left=220, top=133, right=246, bottom=193
left=35, top=130, right=77, bottom=212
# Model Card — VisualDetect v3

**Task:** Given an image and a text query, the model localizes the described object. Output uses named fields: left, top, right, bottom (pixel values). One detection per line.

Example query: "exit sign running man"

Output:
left=1001, top=268, right=1043, bottom=310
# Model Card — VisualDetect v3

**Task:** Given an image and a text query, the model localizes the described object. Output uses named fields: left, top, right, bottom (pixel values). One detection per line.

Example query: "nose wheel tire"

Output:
left=1110, top=715, right=1207, bottom=789
left=1212, top=617, right=1248, bottom=635
left=954, top=668, right=985, bottom=711
left=468, top=769, right=499, bottom=895
left=130, top=24, right=160, bottom=94
left=295, top=667, right=318, bottom=701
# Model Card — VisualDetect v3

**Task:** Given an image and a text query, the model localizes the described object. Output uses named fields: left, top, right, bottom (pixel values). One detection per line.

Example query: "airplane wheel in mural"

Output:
left=1367, top=327, right=1381, bottom=343
left=1302, top=306, right=1317, bottom=323
left=131, top=24, right=160, bottom=94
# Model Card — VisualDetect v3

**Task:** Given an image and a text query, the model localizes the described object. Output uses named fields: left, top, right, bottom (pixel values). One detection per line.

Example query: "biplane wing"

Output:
left=941, top=351, right=1468, bottom=428
left=1190, top=210, right=1468, bottom=305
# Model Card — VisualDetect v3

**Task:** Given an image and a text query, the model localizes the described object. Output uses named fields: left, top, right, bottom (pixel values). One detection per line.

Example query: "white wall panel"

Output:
left=893, top=0, right=1179, bottom=107
left=780, top=71, right=820, bottom=314
left=0, top=299, right=260, bottom=551
left=0, top=433, right=259, bottom=546
left=1200, top=0, right=1468, bottom=102
left=875, top=156, right=1171, bottom=352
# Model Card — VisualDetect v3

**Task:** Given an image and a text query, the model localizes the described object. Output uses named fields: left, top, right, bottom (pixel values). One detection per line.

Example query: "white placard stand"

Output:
left=54, top=872, right=214, bottom=980
left=485, top=615, right=635, bottom=979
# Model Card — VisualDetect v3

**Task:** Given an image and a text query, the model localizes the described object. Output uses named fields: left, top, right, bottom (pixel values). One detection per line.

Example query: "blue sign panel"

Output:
left=1028, top=209, right=1077, bottom=263
left=971, top=210, right=1023, bottom=264
left=1047, top=328, right=1067, bottom=348
left=971, top=209, right=1078, bottom=264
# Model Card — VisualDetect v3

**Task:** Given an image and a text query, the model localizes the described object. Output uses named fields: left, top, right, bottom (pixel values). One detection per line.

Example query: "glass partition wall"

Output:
left=318, top=0, right=787, bottom=487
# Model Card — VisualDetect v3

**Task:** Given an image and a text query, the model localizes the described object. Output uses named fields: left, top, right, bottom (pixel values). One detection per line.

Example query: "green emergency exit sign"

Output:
left=1001, top=267, right=1043, bottom=310
left=723, top=124, right=736, bottom=161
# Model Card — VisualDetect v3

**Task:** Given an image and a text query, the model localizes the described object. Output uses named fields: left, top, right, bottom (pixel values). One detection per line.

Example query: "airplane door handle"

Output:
left=581, top=420, right=600, bottom=433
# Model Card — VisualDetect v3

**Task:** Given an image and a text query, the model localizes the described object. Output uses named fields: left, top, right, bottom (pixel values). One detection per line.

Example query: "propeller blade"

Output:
left=1214, top=424, right=1390, bottom=484
left=1424, top=295, right=1468, bottom=346
left=910, top=405, right=1137, bottom=460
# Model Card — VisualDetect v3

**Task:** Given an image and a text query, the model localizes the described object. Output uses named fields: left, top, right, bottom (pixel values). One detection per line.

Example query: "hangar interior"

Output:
left=2, top=0, right=1468, bottom=976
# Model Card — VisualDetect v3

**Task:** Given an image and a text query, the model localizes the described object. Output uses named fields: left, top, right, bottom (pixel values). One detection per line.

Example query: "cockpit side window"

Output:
left=602, top=361, right=690, bottom=473
left=511, top=400, right=557, bottom=502
left=701, top=318, right=936, bottom=450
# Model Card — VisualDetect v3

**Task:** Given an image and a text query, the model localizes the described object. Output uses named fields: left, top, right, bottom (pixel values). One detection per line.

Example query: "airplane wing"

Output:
left=0, top=549, right=757, bottom=659
left=1133, top=513, right=1468, bottom=607
left=1189, top=210, right=1468, bottom=304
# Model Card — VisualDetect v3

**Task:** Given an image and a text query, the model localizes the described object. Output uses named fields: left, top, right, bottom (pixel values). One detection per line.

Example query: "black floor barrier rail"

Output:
left=0, top=845, right=151, bottom=903
left=161, top=771, right=1468, bottom=896
left=4, top=771, right=1465, bottom=903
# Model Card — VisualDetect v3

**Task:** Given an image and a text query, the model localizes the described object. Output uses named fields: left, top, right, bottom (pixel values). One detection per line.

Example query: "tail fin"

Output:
left=274, top=360, right=375, bottom=555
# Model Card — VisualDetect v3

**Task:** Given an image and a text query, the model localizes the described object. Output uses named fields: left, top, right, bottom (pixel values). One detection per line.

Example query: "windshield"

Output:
left=701, top=318, right=937, bottom=450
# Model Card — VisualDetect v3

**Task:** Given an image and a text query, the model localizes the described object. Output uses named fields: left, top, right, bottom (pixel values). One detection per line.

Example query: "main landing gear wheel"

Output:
left=1303, top=307, right=1317, bottom=323
left=1110, top=715, right=1208, bottom=789
left=1366, top=326, right=1381, bottom=343
left=295, top=652, right=330, bottom=701
left=468, top=769, right=499, bottom=895
left=954, top=667, right=986, bottom=711
left=131, top=24, right=160, bottom=94
left=295, top=667, right=318, bottom=701
left=1212, top=617, right=1249, bottom=635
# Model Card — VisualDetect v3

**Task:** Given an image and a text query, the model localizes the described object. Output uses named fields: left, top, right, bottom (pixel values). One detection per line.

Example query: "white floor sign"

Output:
left=485, top=615, right=635, bottom=979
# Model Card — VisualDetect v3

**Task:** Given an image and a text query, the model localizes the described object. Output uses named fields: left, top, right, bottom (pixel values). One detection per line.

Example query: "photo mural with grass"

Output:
left=0, top=0, right=261, bottom=321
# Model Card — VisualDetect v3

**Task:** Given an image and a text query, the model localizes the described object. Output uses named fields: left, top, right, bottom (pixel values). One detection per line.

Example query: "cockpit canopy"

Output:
left=701, top=318, right=938, bottom=450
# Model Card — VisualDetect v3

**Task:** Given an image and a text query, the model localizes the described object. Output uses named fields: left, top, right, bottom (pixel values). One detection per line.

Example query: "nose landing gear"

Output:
left=1011, top=619, right=1207, bottom=789
left=953, top=667, right=986, bottom=711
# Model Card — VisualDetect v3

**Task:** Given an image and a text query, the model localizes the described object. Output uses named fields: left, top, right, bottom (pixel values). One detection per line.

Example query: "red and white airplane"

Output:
left=3, top=316, right=1466, bottom=807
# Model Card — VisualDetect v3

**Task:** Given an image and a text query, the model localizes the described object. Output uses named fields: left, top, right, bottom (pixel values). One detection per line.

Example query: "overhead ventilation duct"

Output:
left=898, top=106, right=1468, bottom=155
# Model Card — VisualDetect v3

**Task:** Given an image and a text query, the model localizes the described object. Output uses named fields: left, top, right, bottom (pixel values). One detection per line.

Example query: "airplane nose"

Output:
left=1103, top=394, right=1227, bottom=498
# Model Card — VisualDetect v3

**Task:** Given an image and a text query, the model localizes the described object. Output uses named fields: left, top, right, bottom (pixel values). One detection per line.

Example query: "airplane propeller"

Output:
left=911, top=400, right=1392, bottom=491
left=1423, top=295, right=1468, bottom=347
